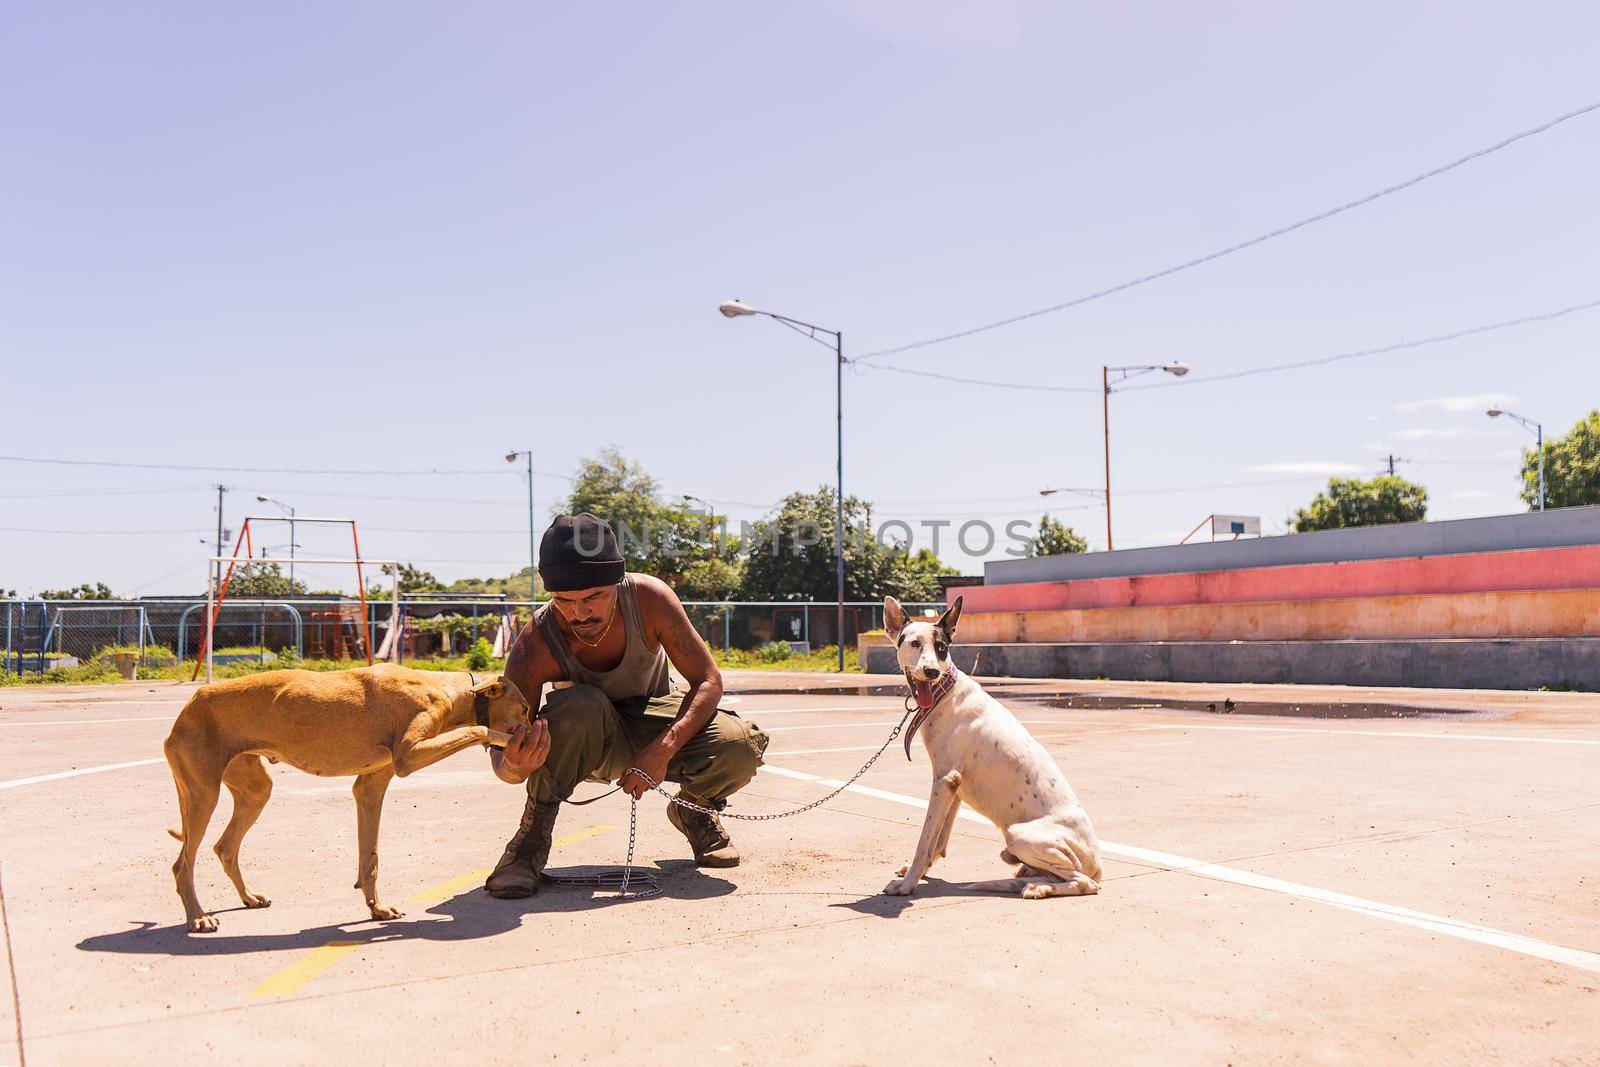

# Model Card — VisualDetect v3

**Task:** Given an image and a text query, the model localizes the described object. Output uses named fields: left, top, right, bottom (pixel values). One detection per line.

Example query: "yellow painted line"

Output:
left=251, top=941, right=362, bottom=997
left=251, top=824, right=616, bottom=997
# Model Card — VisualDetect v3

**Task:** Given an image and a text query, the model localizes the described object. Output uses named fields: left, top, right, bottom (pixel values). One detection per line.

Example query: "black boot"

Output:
left=485, top=794, right=560, bottom=898
left=667, top=790, right=740, bottom=868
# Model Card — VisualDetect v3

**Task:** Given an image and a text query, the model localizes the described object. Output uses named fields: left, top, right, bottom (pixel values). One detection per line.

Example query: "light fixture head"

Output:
left=1164, top=361, right=1191, bottom=377
left=719, top=299, right=758, bottom=318
left=255, top=493, right=270, bottom=503
left=1486, top=408, right=1503, bottom=418
left=505, top=451, right=520, bottom=463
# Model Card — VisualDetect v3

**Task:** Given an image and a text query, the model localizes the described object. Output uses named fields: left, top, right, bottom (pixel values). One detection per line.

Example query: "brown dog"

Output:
left=163, top=665, right=529, bottom=932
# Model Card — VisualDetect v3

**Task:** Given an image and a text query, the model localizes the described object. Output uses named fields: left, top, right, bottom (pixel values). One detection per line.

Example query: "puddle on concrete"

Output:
left=1029, top=694, right=1483, bottom=720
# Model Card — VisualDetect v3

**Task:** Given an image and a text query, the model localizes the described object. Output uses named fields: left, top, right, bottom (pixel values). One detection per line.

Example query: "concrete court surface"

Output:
left=1, top=670, right=1597, bottom=1065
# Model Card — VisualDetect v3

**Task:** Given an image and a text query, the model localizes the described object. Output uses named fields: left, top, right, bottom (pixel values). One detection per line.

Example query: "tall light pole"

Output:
left=506, top=450, right=536, bottom=599
left=1102, top=362, right=1190, bottom=550
left=1487, top=407, right=1545, bottom=511
left=720, top=299, right=848, bottom=671
left=254, top=494, right=297, bottom=589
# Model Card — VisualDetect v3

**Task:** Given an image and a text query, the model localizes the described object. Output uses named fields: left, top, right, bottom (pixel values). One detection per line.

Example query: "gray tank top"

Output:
left=536, top=575, right=671, bottom=701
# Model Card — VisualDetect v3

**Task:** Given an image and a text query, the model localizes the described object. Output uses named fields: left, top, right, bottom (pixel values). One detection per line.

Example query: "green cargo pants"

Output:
left=526, top=684, right=770, bottom=806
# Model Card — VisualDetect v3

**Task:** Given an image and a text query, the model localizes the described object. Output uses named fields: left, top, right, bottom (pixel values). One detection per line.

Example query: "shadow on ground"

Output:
left=76, top=860, right=734, bottom=957
left=828, top=876, right=1076, bottom=917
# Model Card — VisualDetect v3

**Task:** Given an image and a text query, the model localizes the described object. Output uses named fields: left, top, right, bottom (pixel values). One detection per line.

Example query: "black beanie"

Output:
left=539, top=513, right=625, bottom=591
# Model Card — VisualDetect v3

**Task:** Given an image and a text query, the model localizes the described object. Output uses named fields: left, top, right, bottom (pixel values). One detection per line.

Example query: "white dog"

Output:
left=881, top=596, right=1102, bottom=899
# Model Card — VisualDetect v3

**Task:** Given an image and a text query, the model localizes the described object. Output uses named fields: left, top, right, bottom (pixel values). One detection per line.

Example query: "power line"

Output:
left=855, top=99, right=1600, bottom=364
left=1121, top=297, right=1600, bottom=391
left=0, top=527, right=207, bottom=536
left=0, top=455, right=570, bottom=478
left=855, top=296, right=1600, bottom=394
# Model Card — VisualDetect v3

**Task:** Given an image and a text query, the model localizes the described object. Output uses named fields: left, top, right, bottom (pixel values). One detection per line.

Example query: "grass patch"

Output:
left=712, top=643, right=861, bottom=672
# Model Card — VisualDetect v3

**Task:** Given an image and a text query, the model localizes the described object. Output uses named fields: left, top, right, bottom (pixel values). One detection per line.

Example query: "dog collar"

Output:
left=902, top=669, right=958, bottom=760
left=467, top=672, right=491, bottom=729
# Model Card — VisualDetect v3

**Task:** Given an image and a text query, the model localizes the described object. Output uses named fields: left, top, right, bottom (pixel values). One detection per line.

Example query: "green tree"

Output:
left=1292, top=475, right=1428, bottom=532
left=445, top=566, right=542, bottom=601
left=1520, top=410, right=1600, bottom=509
left=38, top=581, right=115, bottom=600
left=226, top=563, right=307, bottom=598
left=369, top=562, right=438, bottom=598
left=563, top=447, right=704, bottom=583
left=736, top=487, right=954, bottom=602
left=1025, top=514, right=1088, bottom=556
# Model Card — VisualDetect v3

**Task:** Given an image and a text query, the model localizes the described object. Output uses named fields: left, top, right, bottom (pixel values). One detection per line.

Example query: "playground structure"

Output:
left=199, top=514, right=400, bottom=683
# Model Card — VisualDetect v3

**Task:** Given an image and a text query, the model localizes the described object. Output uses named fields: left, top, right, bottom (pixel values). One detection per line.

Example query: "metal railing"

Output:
left=1, top=596, right=946, bottom=676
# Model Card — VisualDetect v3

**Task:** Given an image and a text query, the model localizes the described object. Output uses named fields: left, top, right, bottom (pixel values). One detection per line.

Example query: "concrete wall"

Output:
left=864, top=639, right=1600, bottom=690
left=959, top=545, right=1600, bottom=614
left=985, top=506, right=1600, bottom=585
left=957, top=587, right=1600, bottom=643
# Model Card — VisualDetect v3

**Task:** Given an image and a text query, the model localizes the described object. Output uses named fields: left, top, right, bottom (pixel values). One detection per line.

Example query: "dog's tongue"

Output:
left=911, top=678, right=936, bottom=710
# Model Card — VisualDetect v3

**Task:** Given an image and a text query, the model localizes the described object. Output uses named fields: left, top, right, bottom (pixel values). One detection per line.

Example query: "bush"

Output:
left=757, top=641, right=795, bottom=663
left=466, top=637, right=494, bottom=671
left=276, top=645, right=303, bottom=668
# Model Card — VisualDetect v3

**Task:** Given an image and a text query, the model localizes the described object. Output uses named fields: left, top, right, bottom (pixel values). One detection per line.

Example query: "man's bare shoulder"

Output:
left=629, top=572, right=681, bottom=611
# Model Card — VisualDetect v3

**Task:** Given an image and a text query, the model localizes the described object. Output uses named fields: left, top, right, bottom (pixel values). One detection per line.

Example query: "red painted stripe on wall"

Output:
left=962, top=544, right=1600, bottom=614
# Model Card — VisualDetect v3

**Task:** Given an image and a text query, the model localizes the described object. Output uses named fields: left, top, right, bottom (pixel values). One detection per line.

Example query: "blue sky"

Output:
left=3, top=1, right=1597, bottom=597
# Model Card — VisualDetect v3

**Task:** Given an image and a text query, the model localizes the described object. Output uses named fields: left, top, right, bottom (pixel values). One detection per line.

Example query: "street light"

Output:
left=1487, top=407, right=1546, bottom=511
left=505, top=450, right=536, bottom=599
left=720, top=298, right=848, bottom=671
left=1101, top=362, right=1190, bottom=550
left=254, top=494, right=297, bottom=589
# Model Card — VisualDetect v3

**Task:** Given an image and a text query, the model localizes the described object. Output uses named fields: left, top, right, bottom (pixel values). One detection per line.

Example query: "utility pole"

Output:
left=1380, top=454, right=1410, bottom=476
left=212, top=484, right=228, bottom=596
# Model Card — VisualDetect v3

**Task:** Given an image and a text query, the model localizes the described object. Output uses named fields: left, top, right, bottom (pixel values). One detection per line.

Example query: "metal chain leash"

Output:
left=542, top=706, right=915, bottom=901
left=629, top=704, right=915, bottom=822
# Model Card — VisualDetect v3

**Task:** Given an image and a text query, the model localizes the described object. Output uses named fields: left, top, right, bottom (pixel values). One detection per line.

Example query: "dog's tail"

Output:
left=167, top=828, right=184, bottom=841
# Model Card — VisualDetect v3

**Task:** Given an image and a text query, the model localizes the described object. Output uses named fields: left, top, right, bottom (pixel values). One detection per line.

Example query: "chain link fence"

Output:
left=1, top=597, right=946, bottom=678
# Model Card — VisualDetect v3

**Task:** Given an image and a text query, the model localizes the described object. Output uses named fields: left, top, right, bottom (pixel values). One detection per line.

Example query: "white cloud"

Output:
left=1394, top=392, right=1517, bottom=414
left=1399, top=427, right=1466, bottom=440
left=1243, top=461, right=1362, bottom=475
left=1448, top=490, right=1494, bottom=500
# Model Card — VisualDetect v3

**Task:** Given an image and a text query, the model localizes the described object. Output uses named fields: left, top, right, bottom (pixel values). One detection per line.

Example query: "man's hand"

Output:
left=619, top=737, right=673, bottom=800
left=494, top=720, right=550, bottom=784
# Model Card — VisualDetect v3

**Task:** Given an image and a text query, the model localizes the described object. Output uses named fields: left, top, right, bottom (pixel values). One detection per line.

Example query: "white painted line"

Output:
left=768, top=745, right=887, bottom=757
left=0, top=757, right=167, bottom=791
left=1138, top=723, right=1600, bottom=746
left=0, top=716, right=176, bottom=727
left=733, top=705, right=894, bottom=716
left=758, top=763, right=1600, bottom=977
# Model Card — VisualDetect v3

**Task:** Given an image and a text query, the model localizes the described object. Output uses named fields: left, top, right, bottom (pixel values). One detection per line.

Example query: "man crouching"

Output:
left=485, top=513, right=769, bottom=897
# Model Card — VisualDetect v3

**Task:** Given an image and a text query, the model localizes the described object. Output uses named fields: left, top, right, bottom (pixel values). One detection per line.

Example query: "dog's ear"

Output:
left=472, top=676, right=506, bottom=698
left=883, top=596, right=908, bottom=638
left=937, top=596, right=963, bottom=640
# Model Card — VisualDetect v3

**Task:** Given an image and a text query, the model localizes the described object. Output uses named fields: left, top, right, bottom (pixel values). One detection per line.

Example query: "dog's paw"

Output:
left=881, top=878, right=916, bottom=896
left=369, top=904, right=404, bottom=921
left=242, top=892, right=271, bottom=909
left=187, top=914, right=219, bottom=933
left=1021, top=883, right=1055, bottom=900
